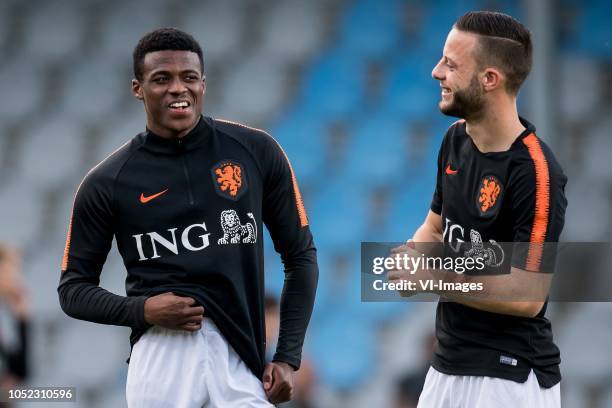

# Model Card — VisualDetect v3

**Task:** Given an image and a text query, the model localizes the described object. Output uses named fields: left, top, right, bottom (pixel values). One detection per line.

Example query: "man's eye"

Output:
left=185, top=75, right=198, bottom=81
left=153, top=77, right=168, bottom=83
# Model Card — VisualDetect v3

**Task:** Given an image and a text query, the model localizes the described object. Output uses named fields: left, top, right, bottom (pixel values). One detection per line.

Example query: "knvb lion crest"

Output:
left=217, top=210, right=257, bottom=245
left=212, top=160, right=247, bottom=200
left=477, top=175, right=502, bottom=215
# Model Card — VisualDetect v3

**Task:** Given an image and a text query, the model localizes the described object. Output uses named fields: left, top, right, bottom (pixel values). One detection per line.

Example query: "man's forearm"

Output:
left=415, top=266, right=547, bottom=317
left=58, top=257, right=149, bottom=329
left=273, top=248, right=318, bottom=370
left=412, top=222, right=443, bottom=243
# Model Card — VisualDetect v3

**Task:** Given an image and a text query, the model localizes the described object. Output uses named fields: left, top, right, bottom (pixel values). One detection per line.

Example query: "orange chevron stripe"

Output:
left=61, top=217, right=73, bottom=272
left=522, top=133, right=550, bottom=271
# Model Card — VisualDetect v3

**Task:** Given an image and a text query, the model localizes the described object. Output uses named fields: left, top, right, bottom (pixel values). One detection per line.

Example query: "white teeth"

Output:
left=169, top=101, right=189, bottom=108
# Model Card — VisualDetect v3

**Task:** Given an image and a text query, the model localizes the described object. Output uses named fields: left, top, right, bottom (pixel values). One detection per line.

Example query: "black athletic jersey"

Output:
left=430, top=117, right=567, bottom=388
left=58, top=115, right=318, bottom=378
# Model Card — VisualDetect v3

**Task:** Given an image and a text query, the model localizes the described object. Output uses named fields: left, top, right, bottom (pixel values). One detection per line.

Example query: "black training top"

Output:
left=58, top=115, right=318, bottom=378
left=430, top=118, right=567, bottom=388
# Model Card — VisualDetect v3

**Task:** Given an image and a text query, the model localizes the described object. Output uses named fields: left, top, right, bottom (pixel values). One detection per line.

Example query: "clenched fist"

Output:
left=144, top=292, right=204, bottom=331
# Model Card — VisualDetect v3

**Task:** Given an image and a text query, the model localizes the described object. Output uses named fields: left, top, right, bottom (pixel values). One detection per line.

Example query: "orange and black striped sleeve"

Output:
left=259, top=128, right=318, bottom=370
left=510, top=134, right=568, bottom=272
left=58, top=145, right=149, bottom=330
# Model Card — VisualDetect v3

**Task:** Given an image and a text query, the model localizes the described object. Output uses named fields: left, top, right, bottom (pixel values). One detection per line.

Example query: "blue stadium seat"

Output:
left=575, top=0, right=612, bottom=60
left=386, top=178, right=435, bottom=241
left=309, top=313, right=376, bottom=390
left=337, top=0, right=402, bottom=60
left=341, top=113, right=409, bottom=187
left=270, top=112, right=327, bottom=185
left=420, top=0, right=479, bottom=49
left=309, top=183, right=369, bottom=251
left=298, top=51, right=365, bottom=120
left=383, top=54, right=441, bottom=119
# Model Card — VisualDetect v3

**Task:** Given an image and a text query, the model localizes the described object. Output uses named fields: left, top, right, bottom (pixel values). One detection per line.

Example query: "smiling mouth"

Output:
left=441, top=87, right=452, bottom=96
left=168, top=100, right=192, bottom=112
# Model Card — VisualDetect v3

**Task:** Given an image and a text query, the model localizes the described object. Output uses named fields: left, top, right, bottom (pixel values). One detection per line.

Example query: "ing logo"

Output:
left=212, top=160, right=247, bottom=200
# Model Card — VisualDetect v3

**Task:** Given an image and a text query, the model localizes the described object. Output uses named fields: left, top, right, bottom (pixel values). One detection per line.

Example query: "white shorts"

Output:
left=126, top=317, right=273, bottom=408
left=417, top=366, right=560, bottom=408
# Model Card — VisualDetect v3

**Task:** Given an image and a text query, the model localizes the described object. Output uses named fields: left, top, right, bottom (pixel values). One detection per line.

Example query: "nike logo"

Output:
left=445, top=164, right=458, bottom=175
left=140, top=189, right=168, bottom=204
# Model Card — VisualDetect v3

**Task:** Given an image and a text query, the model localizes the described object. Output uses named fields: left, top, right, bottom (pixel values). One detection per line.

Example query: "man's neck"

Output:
left=465, top=102, right=526, bottom=153
left=147, top=116, right=201, bottom=140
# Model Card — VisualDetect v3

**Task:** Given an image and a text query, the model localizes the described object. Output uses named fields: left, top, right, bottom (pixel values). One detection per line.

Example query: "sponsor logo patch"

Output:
left=218, top=209, right=257, bottom=245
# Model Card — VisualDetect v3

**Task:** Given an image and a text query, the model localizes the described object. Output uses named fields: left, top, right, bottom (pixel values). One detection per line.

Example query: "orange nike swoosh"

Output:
left=445, top=164, right=458, bottom=175
left=140, top=189, right=168, bottom=204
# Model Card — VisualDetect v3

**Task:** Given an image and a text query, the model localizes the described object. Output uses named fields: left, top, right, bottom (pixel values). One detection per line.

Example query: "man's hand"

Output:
left=262, top=361, right=294, bottom=404
left=144, top=292, right=204, bottom=331
left=387, top=240, right=424, bottom=297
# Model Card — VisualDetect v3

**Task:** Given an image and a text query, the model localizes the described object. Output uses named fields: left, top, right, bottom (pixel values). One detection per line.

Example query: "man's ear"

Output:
left=202, top=76, right=206, bottom=95
left=481, top=68, right=503, bottom=92
left=132, top=79, right=144, bottom=100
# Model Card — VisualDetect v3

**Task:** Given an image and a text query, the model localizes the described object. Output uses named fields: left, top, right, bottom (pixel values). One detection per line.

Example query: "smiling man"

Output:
left=391, top=11, right=567, bottom=408
left=58, top=28, right=318, bottom=407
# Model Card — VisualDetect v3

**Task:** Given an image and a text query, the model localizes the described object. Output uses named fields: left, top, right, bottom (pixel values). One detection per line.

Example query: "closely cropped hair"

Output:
left=133, top=28, right=204, bottom=81
left=455, top=11, right=532, bottom=94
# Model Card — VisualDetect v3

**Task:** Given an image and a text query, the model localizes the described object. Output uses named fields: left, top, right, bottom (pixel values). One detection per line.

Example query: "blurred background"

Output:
left=0, top=0, right=611, bottom=406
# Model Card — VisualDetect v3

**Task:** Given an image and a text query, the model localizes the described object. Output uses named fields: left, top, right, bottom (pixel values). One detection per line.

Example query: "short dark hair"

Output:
left=455, top=11, right=532, bottom=94
left=133, top=27, right=204, bottom=81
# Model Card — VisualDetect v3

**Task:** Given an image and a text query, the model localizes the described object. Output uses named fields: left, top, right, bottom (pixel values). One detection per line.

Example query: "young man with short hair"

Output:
left=58, top=28, right=318, bottom=407
left=392, top=11, right=567, bottom=407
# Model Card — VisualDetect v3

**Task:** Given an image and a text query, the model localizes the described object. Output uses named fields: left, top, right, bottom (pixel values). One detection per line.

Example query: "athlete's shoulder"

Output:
left=212, top=117, right=285, bottom=164
left=82, top=133, right=145, bottom=189
left=514, top=133, right=566, bottom=179
left=213, top=117, right=275, bottom=145
left=507, top=132, right=567, bottom=202
left=442, top=118, right=469, bottom=143
left=437, top=119, right=468, bottom=155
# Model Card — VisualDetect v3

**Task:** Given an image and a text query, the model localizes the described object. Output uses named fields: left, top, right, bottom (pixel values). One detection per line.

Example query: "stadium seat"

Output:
left=382, top=54, right=441, bottom=119
left=58, top=56, right=129, bottom=121
left=0, top=1, right=16, bottom=54
left=0, top=57, right=45, bottom=122
left=574, top=0, right=612, bottom=60
left=52, top=320, right=131, bottom=388
left=258, top=0, right=326, bottom=63
left=337, top=0, right=402, bottom=60
left=20, top=0, right=85, bottom=62
left=180, top=0, right=246, bottom=62
left=298, top=51, right=365, bottom=120
left=269, top=112, right=327, bottom=185
left=216, top=55, right=287, bottom=125
left=559, top=57, right=602, bottom=124
left=309, top=182, right=369, bottom=250
left=98, top=0, right=171, bottom=60
left=0, top=180, right=44, bottom=249
left=17, top=118, right=86, bottom=191
left=309, top=313, right=376, bottom=390
left=341, top=113, right=409, bottom=186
